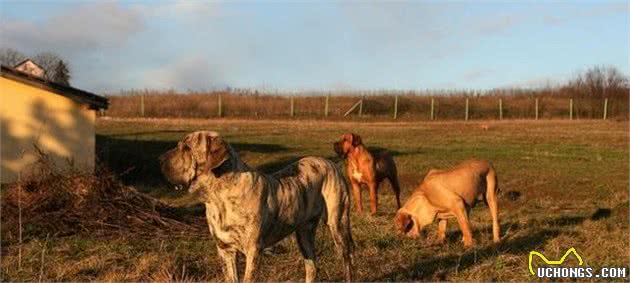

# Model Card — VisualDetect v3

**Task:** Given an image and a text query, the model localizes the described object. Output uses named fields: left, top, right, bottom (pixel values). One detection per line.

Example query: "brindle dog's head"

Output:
left=333, top=133, right=363, bottom=158
left=159, top=131, right=229, bottom=189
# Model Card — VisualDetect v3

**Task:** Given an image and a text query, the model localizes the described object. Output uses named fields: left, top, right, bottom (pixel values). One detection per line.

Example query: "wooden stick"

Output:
left=393, top=95, right=398, bottom=119
left=569, top=98, right=573, bottom=120
left=603, top=98, right=608, bottom=120
left=358, top=97, right=363, bottom=117
left=535, top=98, right=539, bottom=120
left=217, top=94, right=223, bottom=117
left=465, top=98, right=469, bottom=121
left=499, top=98, right=503, bottom=120
left=344, top=99, right=362, bottom=117
left=140, top=93, right=145, bottom=117
left=290, top=96, right=295, bottom=117
left=430, top=98, right=435, bottom=121
left=324, top=94, right=330, bottom=117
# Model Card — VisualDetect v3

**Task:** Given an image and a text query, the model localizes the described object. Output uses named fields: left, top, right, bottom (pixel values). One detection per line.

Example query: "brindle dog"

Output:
left=159, top=131, right=353, bottom=283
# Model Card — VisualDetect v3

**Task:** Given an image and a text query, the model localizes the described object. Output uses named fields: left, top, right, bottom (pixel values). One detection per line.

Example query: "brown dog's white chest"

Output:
left=349, top=162, right=363, bottom=182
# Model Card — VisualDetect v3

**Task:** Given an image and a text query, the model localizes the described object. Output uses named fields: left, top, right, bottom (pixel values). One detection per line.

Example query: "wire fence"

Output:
left=104, top=92, right=629, bottom=121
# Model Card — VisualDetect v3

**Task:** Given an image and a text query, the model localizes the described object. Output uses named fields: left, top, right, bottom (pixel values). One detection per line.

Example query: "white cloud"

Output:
left=140, top=54, right=229, bottom=91
left=0, top=2, right=144, bottom=55
left=472, top=15, right=518, bottom=34
left=130, top=0, right=220, bottom=23
left=462, top=69, right=491, bottom=81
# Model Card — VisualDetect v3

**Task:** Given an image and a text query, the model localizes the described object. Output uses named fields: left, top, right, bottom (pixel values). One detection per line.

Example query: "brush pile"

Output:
left=1, top=158, right=203, bottom=242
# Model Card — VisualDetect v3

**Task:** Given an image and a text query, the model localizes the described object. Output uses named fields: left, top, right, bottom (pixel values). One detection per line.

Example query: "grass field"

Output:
left=3, top=118, right=628, bottom=281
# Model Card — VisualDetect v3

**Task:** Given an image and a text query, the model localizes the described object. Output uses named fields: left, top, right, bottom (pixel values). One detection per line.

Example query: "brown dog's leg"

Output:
left=387, top=176, right=402, bottom=209
left=350, top=180, right=363, bottom=213
left=452, top=200, right=474, bottom=247
left=368, top=182, right=378, bottom=214
left=437, top=219, right=448, bottom=244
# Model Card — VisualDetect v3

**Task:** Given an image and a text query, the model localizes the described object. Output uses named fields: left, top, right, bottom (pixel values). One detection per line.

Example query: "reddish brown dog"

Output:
left=334, top=133, right=401, bottom=214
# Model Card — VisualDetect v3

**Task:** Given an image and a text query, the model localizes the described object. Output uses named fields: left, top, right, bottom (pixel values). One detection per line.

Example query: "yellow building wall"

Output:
left=1, top=77, right=96, bottom=183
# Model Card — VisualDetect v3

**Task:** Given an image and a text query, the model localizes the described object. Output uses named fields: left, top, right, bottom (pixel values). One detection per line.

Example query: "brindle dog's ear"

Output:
left=183, top=133, right=206, bottom=164
left=205, top=135, right=229, bottom=170
left=351, top=133, right=362, bottom=147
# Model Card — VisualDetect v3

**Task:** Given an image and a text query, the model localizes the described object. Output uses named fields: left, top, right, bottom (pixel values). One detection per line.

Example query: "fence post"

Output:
left=465, top=98, right=469, bottom=121
left=499, top=98, right=503, bottom=120
left=430, top=98, right=435, bottom=121
left=290, top=96, right=295, bottom=117
left=217, top=94, right=223, bottom=117
left=535, top=98, right=539, bottom=120
left=603, top=98, right=608, bottom=120
left=324, top=94, right=330, bottom=117
left=358, top=96, right=363, bottom=117
left=393, top=95, right=398, bottom=119
left=140, top=93, right=145, bottom=117
left=569, top=98, right=573, bottom=120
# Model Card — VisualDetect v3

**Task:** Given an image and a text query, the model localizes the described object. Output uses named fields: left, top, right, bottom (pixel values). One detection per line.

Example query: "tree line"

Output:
left=0, top=48, right=71, bottom=86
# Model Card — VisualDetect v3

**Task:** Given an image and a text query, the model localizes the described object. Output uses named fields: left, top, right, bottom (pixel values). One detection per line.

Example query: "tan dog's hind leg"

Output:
left=452, top=200, right=474, bottom=248
left=437, top=219, right=448, bottom=244
left=485, top=168, right=500, bottom=243
left=218, top=247, right=238, bottom=283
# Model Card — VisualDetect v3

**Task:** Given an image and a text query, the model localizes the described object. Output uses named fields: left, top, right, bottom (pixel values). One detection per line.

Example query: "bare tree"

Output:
left=51, top=60, right=71, bottom=86
left=0, top=48, right=26, bottom=67
left=603, top=66, right=627, bottom=97
left=569, top=66, right=628, bottom=97
left=33, top=52, right=64, bottom=80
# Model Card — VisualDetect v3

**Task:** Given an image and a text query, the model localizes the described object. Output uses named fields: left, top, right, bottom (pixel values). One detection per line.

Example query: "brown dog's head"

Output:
left=159, top=131, right=230, bottom=190
left=333, top=133, right=363, bottom=158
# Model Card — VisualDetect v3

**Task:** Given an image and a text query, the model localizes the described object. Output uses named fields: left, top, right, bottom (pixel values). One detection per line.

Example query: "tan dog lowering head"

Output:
left=333, top=133, right=402, bottom=215
left=395, top=159, right=500, bottom=248
left=159, top=131, right=353, bottom=283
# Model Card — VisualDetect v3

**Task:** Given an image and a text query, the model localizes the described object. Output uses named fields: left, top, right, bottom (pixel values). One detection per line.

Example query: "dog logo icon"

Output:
left=528, top=247, right=584, bottom=275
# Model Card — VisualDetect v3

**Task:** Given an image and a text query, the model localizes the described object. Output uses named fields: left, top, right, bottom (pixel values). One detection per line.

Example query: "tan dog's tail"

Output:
left=486, top=164, right=499, bottom=195
left=485, top=163, right=501, bottom=243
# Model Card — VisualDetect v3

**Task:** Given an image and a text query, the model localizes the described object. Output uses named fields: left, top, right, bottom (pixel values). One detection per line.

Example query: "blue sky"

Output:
left=0, top=0, right=628, bottom=93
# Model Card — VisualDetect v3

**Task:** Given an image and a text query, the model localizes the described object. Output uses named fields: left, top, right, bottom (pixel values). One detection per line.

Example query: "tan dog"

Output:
left=334, top=133, right=401, bottom=214
left=159, top=131, right=353, bottom=283
left=395, top=159, right=499, bottom=247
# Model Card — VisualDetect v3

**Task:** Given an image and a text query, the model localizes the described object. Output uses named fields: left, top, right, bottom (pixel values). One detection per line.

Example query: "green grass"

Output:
left=2, top=118, right=628, bottom=281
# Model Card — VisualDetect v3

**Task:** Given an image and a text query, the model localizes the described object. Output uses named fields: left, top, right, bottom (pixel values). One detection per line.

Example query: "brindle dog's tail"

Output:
left=322, top=160, right=354, bottom=282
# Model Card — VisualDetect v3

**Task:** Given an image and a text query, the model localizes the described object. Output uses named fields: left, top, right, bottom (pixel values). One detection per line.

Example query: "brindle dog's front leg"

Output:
left=217, top=247, right=238, bottom=283
left=243, top=244, right=262, bottom=283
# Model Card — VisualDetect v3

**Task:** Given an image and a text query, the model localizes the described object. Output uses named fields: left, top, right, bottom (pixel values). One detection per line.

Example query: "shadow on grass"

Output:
left=368, top=146, right=425, bottom=158
left=106, top=129, right=192, bottom=137
left=375, top=229, right=562, bottom=281
left=378, top=210, right=614, bottom=281
left=96, top=135, right=290, bottom=194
